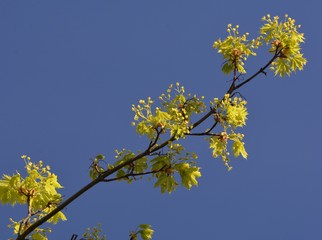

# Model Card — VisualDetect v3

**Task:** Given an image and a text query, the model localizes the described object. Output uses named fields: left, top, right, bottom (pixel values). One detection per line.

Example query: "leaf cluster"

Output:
left=129, top=224, right=154, bottom=240
left=0, top=155, right=66, bottom=239
left=150, top=143, right=200, bottom=193
left=132, top=82, right=206, bottom=140
left=213, top=24, right=262, bottom=74
left=213, top=14, right=307, bottom=77
left=260, top=14, right=307, bottom=76
left=207, top=95, right=248, bottom=170
left=81, top=223, right=106, bottom=240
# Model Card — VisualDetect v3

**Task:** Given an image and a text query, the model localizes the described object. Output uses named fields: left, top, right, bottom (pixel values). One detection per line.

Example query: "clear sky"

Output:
left=0, top=1, right=321, bottom=239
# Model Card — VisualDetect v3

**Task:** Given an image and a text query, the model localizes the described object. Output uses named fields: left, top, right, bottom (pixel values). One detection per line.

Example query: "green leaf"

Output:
left=222, top=62, right=233, bottom=74
left=95, top=154, right=105, bottom=160
left=138, top=224, right=154, bottom=240
left=175, top=163, right=201, bottom=189
left=48, top=211, right=67, bottom=224
left=0, top=174, right=26, bottom=206
left=232, top=139, right=248, bottom=159
left=31, top=232, right=48, bottom=240
left=154, top=173, right=177, bottom=194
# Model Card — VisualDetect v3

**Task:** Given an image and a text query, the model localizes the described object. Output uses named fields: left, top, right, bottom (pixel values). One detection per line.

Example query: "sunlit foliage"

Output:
left=0, top=155, right=66, bottom=239
left=1, top=14, right=306, bottom=240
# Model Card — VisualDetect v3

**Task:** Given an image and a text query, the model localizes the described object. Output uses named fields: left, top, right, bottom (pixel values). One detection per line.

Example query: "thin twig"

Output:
left=101, top=166, right=166, bottom=183
left=149, top=128, right=162, bottom=149
left=233, top=50, right=281, bottom=92
left=186, top=132, right=220, bottom=137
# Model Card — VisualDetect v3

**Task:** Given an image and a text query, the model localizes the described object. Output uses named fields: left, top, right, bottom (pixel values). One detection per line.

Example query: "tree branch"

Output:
left=101, top=166, right=166, bottom=183
left=233, top=50, right=281, bottom=92
left=16, top=52, right=279, bottom=240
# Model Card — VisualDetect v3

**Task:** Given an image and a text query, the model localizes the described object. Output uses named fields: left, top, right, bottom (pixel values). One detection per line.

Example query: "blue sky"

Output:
left=0, top=1, right=321, bottom=239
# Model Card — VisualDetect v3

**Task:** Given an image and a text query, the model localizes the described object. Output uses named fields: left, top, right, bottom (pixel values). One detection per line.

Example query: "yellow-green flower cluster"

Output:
left=113, top=149, right=148, bottom=183
left=209, top=131, right=247, bottom=171
left=214, top=94, right=248, bottom=129
left=151, top=143, right=201, bottom=193
left=1, top=155, right=66, bottom=238
left=213, top=24, right=262, bottom=74
left=260, top=14, right=307, bottom=76
left=224, top=95, right=248, bottom=128
left=82, top=223, right=106, bottom=240
left=132, top=83, right=206, bottom=140
left=209, top=95, right=248, bottom=170
left=213, top=15, right=306, bottom=77
left=130, top=224, right=154, bottom=240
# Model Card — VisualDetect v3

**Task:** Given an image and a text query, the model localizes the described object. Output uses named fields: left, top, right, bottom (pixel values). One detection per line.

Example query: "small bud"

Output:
left=271, top=39, right=282, bottom=47
left=232, top=48, right=243, bottom=57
